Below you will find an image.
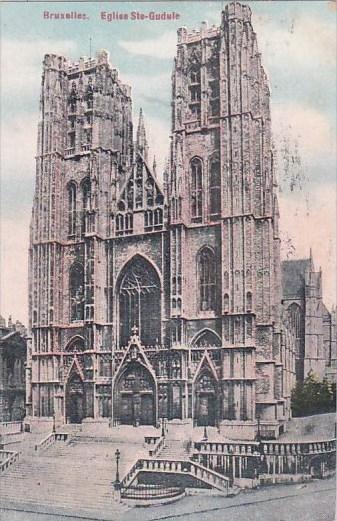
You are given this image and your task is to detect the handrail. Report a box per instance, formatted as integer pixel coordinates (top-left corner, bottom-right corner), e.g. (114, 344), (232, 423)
(0, 421), (23, 435)
(121, 457), (230, 492)
(35, 432), (69, 453)
(0, 450), (20, 473)
(149, 436), (165, 457)
(194, 438), (336, 457)
(121, 485), (184, 500)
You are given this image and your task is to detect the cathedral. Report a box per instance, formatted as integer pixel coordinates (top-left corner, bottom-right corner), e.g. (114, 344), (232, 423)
(27, 2), (328, 440)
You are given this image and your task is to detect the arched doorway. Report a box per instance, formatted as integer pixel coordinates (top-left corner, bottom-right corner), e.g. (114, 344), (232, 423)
(194, 371), (218, 426)
(114, 362), (156, 426)
(117, 256), (161, 347)
(66, 372), (84, 424)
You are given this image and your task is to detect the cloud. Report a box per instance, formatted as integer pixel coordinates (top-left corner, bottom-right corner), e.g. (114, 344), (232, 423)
(123, 72), (171, 107)
(118, 31), (177, 59)
(145, 115), (170, 178)
(1, 38), (78, 103)
(255, 12), (336, 73)
(1, 112), (38, 175)
(279, 183), (336, 308)
(272, 103), (336, 158)
(0, 216), (30, 324)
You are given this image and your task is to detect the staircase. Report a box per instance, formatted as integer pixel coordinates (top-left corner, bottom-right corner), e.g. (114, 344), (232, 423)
(159, 439), (191, 460)
(0, 437), (131, 520)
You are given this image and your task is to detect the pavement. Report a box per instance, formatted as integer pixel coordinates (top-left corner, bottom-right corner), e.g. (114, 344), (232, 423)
(120, 477), (336, 521)
(0, 477), (335, 521)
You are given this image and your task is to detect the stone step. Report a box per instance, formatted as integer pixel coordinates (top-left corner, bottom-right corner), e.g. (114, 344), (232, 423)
(0, 440), (131, 519)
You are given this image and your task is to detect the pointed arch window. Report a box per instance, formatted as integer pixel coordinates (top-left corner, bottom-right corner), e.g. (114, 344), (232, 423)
(198, 247), (216, 311)
(209, 157), (221, 218)
(287, 303), (304, 358)
(81, 178), (91, 234)
(189, 67), (201, 119)
(118, 256), (161, 347)
(191, 158), (203, 221)
(65, 336), (85, 352)
(193, 330), (221, 348)
(69, 262), (84, 322)
(68, 182), (77, 236)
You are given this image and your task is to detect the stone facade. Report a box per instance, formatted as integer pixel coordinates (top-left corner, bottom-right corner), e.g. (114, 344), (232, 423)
(282, 254), (337, 382)
(0, 316), (27, 421)
(27, 2), (299, 439)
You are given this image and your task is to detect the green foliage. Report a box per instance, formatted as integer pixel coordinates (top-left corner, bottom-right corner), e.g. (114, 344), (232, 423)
(291, 371), (336, 417)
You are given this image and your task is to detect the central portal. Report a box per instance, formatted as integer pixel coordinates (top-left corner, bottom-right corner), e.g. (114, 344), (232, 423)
(114, 362), (156, 426)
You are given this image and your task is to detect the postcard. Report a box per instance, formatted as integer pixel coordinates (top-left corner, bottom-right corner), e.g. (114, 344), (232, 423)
(0, 1), (336, 520)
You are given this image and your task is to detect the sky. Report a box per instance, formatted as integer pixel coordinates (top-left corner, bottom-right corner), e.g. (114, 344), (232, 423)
(0, 0), (336, 324)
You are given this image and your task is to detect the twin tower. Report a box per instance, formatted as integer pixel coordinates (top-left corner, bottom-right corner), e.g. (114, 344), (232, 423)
(27, 3), (295, 439)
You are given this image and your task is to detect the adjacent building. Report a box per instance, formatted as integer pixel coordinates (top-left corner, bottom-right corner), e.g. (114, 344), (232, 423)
(282, 254), (337, 383)
(0, 316), (27, 422)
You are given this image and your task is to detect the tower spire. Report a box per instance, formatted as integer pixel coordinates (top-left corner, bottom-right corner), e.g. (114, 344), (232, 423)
(152, 155), (157, 177)
(136, 108), (149, 162)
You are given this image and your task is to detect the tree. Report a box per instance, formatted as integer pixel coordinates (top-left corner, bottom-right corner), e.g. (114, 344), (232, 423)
(291, 371), (336, 417)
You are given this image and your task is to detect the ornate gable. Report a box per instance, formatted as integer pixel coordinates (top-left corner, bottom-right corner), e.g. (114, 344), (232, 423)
(113, 327), (157, 383)
(114, 110), (165, 236)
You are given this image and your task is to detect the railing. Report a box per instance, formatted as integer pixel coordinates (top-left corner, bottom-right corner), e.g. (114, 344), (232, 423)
(194, 439), (336, 457)
(121, 458), (230, 493)
(145, 436), (160, 445)
(149, 436), (165, 457)
(0, 421), (23, 436)
(35, 432), (68, 453)
(121, 484), (184, 500)
(260, 439), (336, 456)
(194, 441), (259, 456)
(0, 450), (20, 474)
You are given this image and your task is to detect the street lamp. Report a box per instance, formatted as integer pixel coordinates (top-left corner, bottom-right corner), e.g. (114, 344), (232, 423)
(161, 417), (165, 438)
(52, 412), (56, 434)
(202, 420), (208, 441)
(115, 448), (121, 485)
(256, 414), (261, 443)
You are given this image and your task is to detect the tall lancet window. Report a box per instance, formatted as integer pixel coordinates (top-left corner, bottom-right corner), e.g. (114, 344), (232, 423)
(198, 247), (216, 311)
(68, 182), (77, 236)
(81, 178), (91, 234)
(118, 256), (161, 347)
(189, 67), (201, 119)
(209, 157), (221, 219)
(191, 157), (203, 221)
(69, 262), (84, 322)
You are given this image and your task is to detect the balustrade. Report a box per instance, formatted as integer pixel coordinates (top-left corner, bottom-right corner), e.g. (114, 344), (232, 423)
(0, 450), (20, 473)
(0, 421), (23, 435)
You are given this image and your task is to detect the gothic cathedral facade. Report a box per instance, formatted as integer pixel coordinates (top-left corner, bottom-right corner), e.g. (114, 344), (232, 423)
(27, 2), (296, 440)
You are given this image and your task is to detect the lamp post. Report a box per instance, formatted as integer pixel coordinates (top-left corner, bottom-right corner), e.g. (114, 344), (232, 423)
(254, 414), (262, 483)
(161, 417), (165, 438)
(115, 448), (121, 485)
(202, 420), (208, 441)
(256, 414), (261, 443)
(52, 412), (56, 434)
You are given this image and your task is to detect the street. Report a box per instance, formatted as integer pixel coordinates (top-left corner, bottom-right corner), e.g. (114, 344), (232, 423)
(1, 477), (335, 521)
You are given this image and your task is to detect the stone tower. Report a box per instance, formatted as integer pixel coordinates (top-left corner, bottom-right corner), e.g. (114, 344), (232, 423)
(27, 50), (133, 422)
(169, 2), (290, 437)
